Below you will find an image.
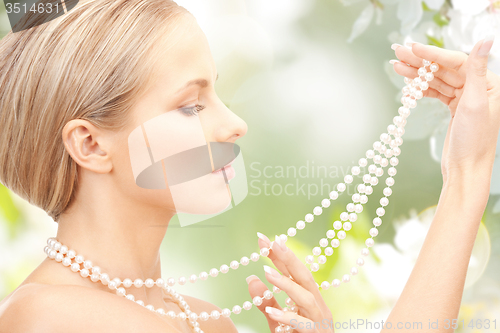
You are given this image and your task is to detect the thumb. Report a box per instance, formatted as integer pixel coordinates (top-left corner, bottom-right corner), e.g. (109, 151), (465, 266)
(464, 35), (494, 95)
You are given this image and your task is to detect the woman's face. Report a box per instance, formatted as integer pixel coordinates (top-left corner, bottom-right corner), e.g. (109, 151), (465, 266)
(112, 12), (247, 216)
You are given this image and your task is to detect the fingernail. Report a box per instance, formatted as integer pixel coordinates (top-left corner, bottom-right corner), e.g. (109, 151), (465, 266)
(391, 43), (402, 50)
(405, 42), (416, 48)
(257, 232), (271, 246)
(265, 306), (284, 317)
(263, 265), (282, 279)
(246, 275), (259, 284)
(389, 59), (400, 65)
(273, 235), (288, 253)
(478, 35), (495, 57)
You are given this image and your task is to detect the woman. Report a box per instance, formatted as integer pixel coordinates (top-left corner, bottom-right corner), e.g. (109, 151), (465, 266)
(0, 0), (498, 332)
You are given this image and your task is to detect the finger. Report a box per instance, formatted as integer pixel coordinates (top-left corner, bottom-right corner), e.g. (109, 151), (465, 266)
(410, 42), (468, 71)
(247, 275), (283, 332)
(392, 63), (457, 97)
(423, 87), (453, 106)
(257, 233), (291, 278)
(263, 264), (324, 321)
(394, 44), (424, 68)
(265, 306), (327, 333)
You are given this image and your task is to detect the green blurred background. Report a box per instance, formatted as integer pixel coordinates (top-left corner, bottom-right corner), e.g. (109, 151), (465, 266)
(1, 1), (499, 332)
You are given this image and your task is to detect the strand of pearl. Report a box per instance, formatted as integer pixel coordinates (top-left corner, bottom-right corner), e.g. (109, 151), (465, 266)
(44, 60), (438, 330)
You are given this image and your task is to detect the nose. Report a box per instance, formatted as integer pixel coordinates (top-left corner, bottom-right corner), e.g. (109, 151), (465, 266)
(212, 102), (248, 143)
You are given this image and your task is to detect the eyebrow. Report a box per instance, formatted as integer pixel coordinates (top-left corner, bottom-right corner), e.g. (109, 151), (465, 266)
(176, 73), (219, 94)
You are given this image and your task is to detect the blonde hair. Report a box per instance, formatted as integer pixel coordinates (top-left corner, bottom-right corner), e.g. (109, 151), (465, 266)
(0, 0), (187, 221)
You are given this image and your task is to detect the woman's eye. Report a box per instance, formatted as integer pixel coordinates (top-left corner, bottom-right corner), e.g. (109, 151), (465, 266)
(179, 104), (206, 116)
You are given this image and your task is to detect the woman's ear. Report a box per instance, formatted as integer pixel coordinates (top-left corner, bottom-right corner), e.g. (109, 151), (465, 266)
(62, 119), (113, 174)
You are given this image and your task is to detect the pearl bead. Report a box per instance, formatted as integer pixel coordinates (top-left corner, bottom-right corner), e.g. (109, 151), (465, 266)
(351, 267), (358, 275)
(250, 253), (260, 262)
(136, 300), (144, 307)
(358, 158), (367, 167)
(200, 311), (210, 320)
(75, 255), (84, 264)
(199, 272), (209, 280)
(375, 168), (384, 177)
(80, 268), (89, 278)
(425, 71), (434, 81)
(305, 213), (314, 223)
(360, 195), (368, 204)
(70, 263), (80, 272)
(90, 273), (100, 282)
(91, 266), (101, 274)
(393, 147), (401, 156)
(220, 264), (229, 274)
(112, 278), (121, 287)
(326, 230), (335, 239)
(133, 279), (143, 288)
(357, 258), (365, 266)
(100, 273), (110, 285)
(352, 193), (360, 203)
(209, 268), (219, 277)
(370, 177), (378, 186)
(145, 278), (155, 288)
(415, 90), (423, 99)
(420, 81), (429, 90)
(287, 227), (297, 237)
(273, 285), (281, 293)
(417, 67), (427, 76)
(337, 231), (346, 240)
(306, 255), (314, 264)
(321, 199), (331, 208)
(333, 221), (342, 230)
(211, 309), (221, 319)
(55, 253), (63, 262)
(340, 212), (348, 221)
(354, 205), (362, 215)
(319, 238), (328, 247)
(116, 287), (126, 297)
(156, 278), (165, 287)
(252, 295), (263, 306)
(318, 255), (327, 264)
(53, 242), (62, 251)
(366, 149), (375, 159)
(325, 247), (334, 256)
(59, 245), (68, 255)
(386, 177), (395, 187)
(373, 154), (382, 164)
(332, 279), (341, 287)
(331, 239), (340, 248)
(310, 263), (319, 272)
(361, 248), (370, 256)
(126, 294), (135, 301)
(343, 222), (352, 231)
(178, 312), (187, 320)
(373, 217), (382, 226)
(365, 185), (373, 195)
(376, 207), (385, 216)
(423, 59), (431, 66)
(62, 257), (72, 267)
(242, 302), (252, 311)
(351, 165), (361, 175)
(365, 238), (375, 247)
(357, 184), (366, 193)
(342, 274), (351, 283)
(82, 261), (92, 270)
(263, 290), (273, 300)
(380, 197), (389, 206)
(313, 206), (323, 216)
(321, 281), (330, 290)
(276, 326), (284, 333)
(329, 190), (339, 200)
(48, 250), (57, 259)
(430, 63), (439, 72)
(337, 183), (346, 192)
(188, 312), (198, 322)
(346, 203), (354, 212)
(344, 175), (353, 184)
(222, 308), (231, 317)
(312, 247), (321, 256)
(380, 158), (388, 167)
(240, 256), (250, 266)
(145, 305), (155, 311)
(370, 228), (379, 237)
(296, 220), (306, 230)
(260, 248), (269, 257)
(362, 174), (371, 183)
(167, 311), (176, 319)
(108, 281), (117, 290)
(230, 260), (239, 270)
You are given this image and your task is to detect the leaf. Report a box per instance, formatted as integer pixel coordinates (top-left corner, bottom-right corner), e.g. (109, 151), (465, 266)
(433, 12), (450, 27)
(427, 34), (444, 47)
(347, 4), (375, 43)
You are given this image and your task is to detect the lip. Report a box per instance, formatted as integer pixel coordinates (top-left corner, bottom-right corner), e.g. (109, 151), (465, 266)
(212, 159), (236, 181)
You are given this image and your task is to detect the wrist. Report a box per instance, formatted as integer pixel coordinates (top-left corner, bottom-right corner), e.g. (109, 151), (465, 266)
(443, 164), (492, 204)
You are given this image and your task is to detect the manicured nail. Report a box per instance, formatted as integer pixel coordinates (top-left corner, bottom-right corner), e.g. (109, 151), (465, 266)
(265, 306), (284, 317)
(257, 232), (271, 245)
(389, 59), (400, 65)
(405, 41), (416, 48)
(246, 275), (259, 284)
(478, 35), (495, 57)
(273, 235), (288, 253)
(391, 43), (402, 50)
(263, 265), (282, 279)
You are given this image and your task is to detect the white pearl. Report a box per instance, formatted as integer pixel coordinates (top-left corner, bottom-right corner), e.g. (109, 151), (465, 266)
(360, 195), (368, 204)
(116, 287), (126, 297)
(362, 174), (370, 183)
(380, 158), (388, 167)
(373, 154), (382, 164)
(80, 268), (89, 278)
(318, 255), (327, 264)
(351, 166), (361, 175)
(310, 263), (319, 272)
(250, 253), (260, 262)
(178, 312), (186, 320)
(134, 279), (143, 288)
(319, 238), (328, 247)
(386, 177), (395, 187)
(373, 217), (382, 226)
(54, 242), (62, 251)
(425, 72), (434, 81)
(156, 278), (165, 287)
(365, 238), (375, 247)
(393, 116), (403, 127)
(365, 185), (373, 195)
(260, 248), (269, 257)
(219, 264), (229, 274)
(145, 278), (155, 288)
(312, 247), (321, 256)
(358, 158), (368, 167)
(340, 212), (348, 221)
(357, 258), (365, 266)
(349, 213), (358, 223)
(326, 230), (335, 239)
(136, 300), (145, 307)
(48, 250), (57, 259)
(342, 274), (351, 283)
(333, 221), (342, 230)
(337, 183), (346, 192)
(221, 308), (232, 317)
(393, 147), (401, 156)
(388, 167), (397, 177)
(361, 248), (370, 256)
(55, 253), (63, 262)
(331, 239), (340, 248)
(167, 311), (176, 319)
(120, 278), (131, 288)
(370, 228), (379, 237)
(390, 157), (399, 166)
(230, 260), (239, 270)
(305, 255), (314, 265)
(346, 203), (354, 212)
(380, 197), (389, 206)
(313, 206), (323, 215)
(209, 268), (219, 277)
(321, 199), (331, 208)
(252, 296), (262, 306)
(404, 77), (412, 85)
(126, 294), (135, 301)
(70, 263), (80, 272)
(357, 184), (366, 193)
(189, 313), (198, 322)
(430, 63), (439, 72)
(200, 311), (210, 320)
(380, 133), (389, 143)
(91, 266), (101, 274)
(332, 279), (341, 287)
(108, 281), (117, 290)
(370, 177), (378, 186)
(423, 59), (431, 66)
(343, 222), (352, 231)
(156, 308), (165, 315)
(62, 257), (72, 267)
(273, 285), (281, 294)
(321, 281), (330, 290)
(75, 255), (84, 264)
(305, 213), (314, 223)
(242, 302), (252, 311)
(199, 272), (209, 280)
(287, 227), (297, 237)
(375, 167), (384, 177)
(59, 245), (68, 255)
(376, 207), (385, 216)
(112, 278), (121, 287)
(366, 149), (375, 159)
(212, 310), (222, 319)
(337, 231), (346, 239)
(352, 193), (360, 203)
(344, 175), (353, 184)
(329, 190), (339, 200)
(263, 290), (273, 300)
(240, 256), (250, 266)
(417, 67), (427, 76)
(296, 220), (306, 230)
(145, 305), (154, 311)
(420, 81), (429, 90)
(351, 267), (359, 275)
(415, 90), (423, 99)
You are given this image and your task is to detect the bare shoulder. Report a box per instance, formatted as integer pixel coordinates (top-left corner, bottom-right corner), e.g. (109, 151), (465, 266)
(181, 294), (239, 333)
(0, 283), (180, 333)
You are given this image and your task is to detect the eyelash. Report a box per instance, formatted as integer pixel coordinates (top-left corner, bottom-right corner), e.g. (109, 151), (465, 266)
(179, 104), (206, 116)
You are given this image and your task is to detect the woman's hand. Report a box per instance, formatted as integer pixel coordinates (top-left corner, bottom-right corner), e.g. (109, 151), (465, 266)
(246, 233), (334, 333)
(390, 38), (500, 185)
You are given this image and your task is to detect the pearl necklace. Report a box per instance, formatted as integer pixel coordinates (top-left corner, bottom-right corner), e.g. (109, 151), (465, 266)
(44, 59), (439, 333)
